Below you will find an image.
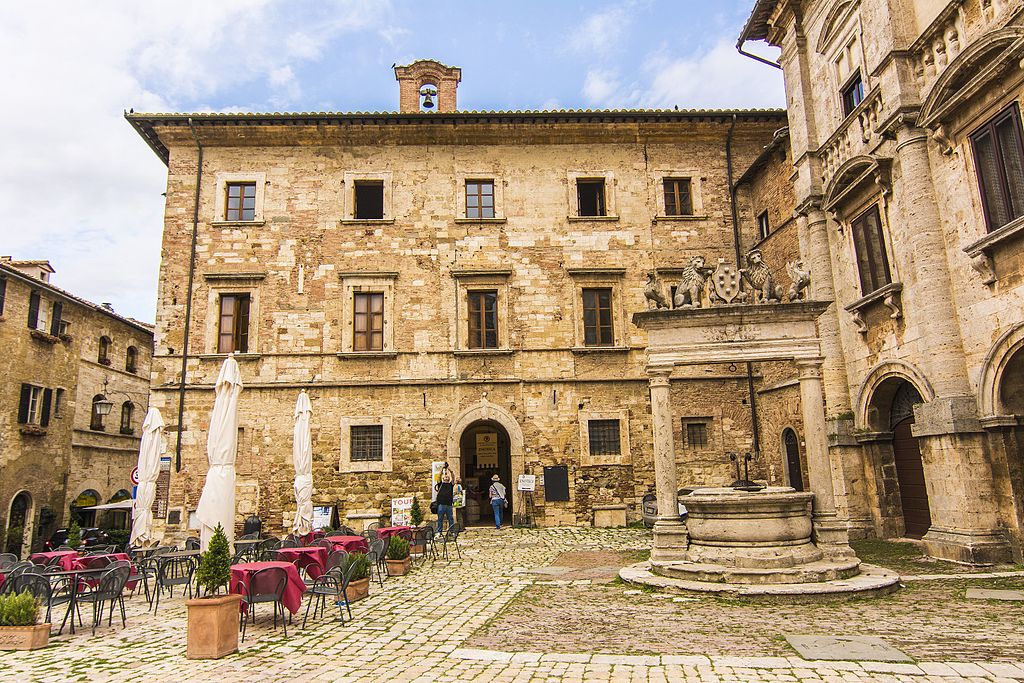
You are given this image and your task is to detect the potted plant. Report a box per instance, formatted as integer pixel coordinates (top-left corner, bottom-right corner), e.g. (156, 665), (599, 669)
(409, 497), (425, 555)
(186, 524), (241, 659)
(0, 591), (49, 651)
(66, 522), (82, 551)
(342, 552), (371, 602)
(385, 536), (411, 576)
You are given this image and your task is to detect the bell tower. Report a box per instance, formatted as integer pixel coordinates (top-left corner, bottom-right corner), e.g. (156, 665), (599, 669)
(394, 60), (462, 113)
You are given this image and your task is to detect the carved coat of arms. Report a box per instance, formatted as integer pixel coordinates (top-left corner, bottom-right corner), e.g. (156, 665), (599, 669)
(710, 258), (741, 304)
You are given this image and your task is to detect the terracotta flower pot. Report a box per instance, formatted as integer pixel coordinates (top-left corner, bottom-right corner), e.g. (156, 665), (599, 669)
(410, 543), (425, 556)
(0, 624), (50, 651)
(344, 577), (371, 602)
(385, 556), (411, 576)
(186, 593), (241, 659)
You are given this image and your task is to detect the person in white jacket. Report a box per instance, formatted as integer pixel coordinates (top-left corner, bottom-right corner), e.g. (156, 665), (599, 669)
(488, 474), (508, 530)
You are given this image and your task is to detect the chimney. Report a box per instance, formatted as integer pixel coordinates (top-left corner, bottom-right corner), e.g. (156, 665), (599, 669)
(394, 60), (462, 113)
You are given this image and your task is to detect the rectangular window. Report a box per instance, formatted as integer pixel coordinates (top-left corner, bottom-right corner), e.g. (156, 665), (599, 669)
(17, 384), (44, 425)
(350, 425), (384, 461)
(582, 288), (614, 346)
(353, 292), (384, 352)
(27, 290), (40, 329)
(53, 388), (64, 418)
(850, 205), (892, 296)
(841, 71), (865, 117)
(757, 211), (771, 240)
(466, 180), (495, 219)
(971, 104), (1024, 232)
(685, 421), (709, 449)
(225, 182), (257, 221)
(467, 290), (498, 349)
(663, 178), (693, 216)
(217, 294), (251, 354)
(0, 277), (6, 316)
(354, 181), (385, 220)
(587, 419), (621, 456)
(577, 179), (606, 217)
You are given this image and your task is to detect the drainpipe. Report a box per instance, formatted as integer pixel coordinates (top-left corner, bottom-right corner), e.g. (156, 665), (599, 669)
(737, 39), (783, 70)
(175, 119), (203, 472)
(725, 114), (763, 459)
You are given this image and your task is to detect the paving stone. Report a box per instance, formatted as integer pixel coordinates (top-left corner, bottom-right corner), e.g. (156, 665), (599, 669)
(785, 636), (913, 663)
(965, 589), (1024, 601)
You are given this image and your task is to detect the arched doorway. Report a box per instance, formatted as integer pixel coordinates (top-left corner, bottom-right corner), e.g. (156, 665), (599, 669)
(889, 382), (930, 538)
(106, 489), (132, 530)
(459, 420), (512, 527)
(70, 489), (100, 527)
(783, 429), (804, 491)
(6, 492), (32, 556)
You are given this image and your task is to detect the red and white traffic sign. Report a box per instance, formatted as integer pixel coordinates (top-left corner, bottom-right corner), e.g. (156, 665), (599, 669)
(130, 467), (140, 485)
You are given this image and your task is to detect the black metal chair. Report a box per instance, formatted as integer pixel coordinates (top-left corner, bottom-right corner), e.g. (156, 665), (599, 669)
(366, 539), (386, 588)
(278, 538), (300, 549)
(185, 537), (201, 550)
(337, 526), (356, 536)
(302, 567), (345, 628)
(240, 566), (288, 641)
(239, 532), (259, 540)
(439, 524), (464, 561)
(152, 556), (195, 614)
(0, 553), (18, 570)
(325, 550), (349, 572)
(412, 526), (436, 565)
(9, 573), (70, 628)
(76, 565), (131, 634)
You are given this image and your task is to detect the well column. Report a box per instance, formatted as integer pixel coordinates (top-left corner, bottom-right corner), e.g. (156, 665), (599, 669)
(649, 366), (688, 561)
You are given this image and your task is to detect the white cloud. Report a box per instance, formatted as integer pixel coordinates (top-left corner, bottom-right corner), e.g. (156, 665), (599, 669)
(582, 69), (622, 105)
(568, 5), (631, 56)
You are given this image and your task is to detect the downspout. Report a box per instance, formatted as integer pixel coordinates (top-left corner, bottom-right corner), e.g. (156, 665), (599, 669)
(725, 114), (763, 459)
(737, 39), (783, 70)
(175, 119), (203, 472)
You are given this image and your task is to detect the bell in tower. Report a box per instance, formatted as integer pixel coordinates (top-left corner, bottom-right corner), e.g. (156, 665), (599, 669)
(394, 60), (462, 113)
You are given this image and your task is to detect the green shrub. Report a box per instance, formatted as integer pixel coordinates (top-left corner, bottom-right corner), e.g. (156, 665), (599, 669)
(196, 524), (231, 596)
(0, 591), (40, 626)
(105, 529), (130, 550)
(66, 522), (82, 550)
(319, 526), (336, 536)
(386, 535), (410, 561)
(342, 552), (370, 581)
(410, 496), (424, 527)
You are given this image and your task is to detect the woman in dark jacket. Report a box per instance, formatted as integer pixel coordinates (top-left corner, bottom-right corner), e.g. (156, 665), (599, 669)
(435, 469), (455, 534)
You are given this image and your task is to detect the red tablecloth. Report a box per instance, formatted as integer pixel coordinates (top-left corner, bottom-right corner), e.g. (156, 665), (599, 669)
(72, 553), (139, 588)
(376, 526), (412, 540)
(274, 546), (328, 580)
(29, 550), (80, 569)
(326, 535), (369, 553)
(230, 561), (306, 614)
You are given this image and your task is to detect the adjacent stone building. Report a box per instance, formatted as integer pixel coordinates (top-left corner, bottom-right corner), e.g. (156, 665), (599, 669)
(0, 258), (152, 556)
(739, 0), (1024, 562)
(127, 60), (789, 537)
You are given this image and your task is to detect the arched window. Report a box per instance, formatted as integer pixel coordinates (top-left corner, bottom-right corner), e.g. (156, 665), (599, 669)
(98, 336), (112, 365)
(119, 401), (134, 435)
(90, 394), (106, 431)
(6, 491), (31, 555)
(70, 489), (99, 527)
(126, 346), (138, 373)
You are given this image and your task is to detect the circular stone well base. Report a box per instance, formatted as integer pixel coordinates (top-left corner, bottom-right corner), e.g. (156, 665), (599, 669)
(619, 562), (900, 601)
(651, 557), (861, 584)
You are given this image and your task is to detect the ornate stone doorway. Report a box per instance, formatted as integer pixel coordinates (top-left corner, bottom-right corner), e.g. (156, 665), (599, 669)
(783, 429), (804, 491)
(459, 420), (512, 526)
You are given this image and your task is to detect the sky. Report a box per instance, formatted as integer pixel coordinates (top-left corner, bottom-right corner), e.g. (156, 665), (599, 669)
(0, 1), (784, 323)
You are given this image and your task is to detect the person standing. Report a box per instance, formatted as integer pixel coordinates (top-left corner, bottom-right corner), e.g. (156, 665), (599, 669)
(488, 474), (508, 530)
(452, 477), (466, 529)
(435, 469), (455, 535)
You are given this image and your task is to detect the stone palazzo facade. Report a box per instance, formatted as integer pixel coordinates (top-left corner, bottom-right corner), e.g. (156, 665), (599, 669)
(128, 61), (790, 538)
(739, 0), (1024, 562)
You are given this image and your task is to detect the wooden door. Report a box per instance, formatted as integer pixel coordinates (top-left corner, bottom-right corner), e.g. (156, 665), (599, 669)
(892, 418), (931, 538)
(784, 429), (804, 491)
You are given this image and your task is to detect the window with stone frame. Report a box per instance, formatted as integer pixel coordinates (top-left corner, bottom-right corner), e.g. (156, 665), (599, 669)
(587, 419), (621, 456)
(350, 424), (384, 461)
(971, 103), (1024, 232)
(225, 182), (257, 221)
(757, 210), (771, 240)
(120, 401), (134, 435)
(17, 384), (50, 427)
(126, 346), (138, 373)
(53, 388), (64, 418)
(353, 292), (384, 352)
(217, 293), (251, 354)
(465, 180), (495, 219)
(663, 178), (693, 216)
(840, 70), (865, 117)
(850, 204), (892, 296)
(90, 394), (106, 431)
(354, 181), (385, 220)
(577, 179), (607, 217)
(467, 290), (498, 349)
(683, 420), (710, 449)
(582, 287), (614, 346)
(98, 335), (112, 365)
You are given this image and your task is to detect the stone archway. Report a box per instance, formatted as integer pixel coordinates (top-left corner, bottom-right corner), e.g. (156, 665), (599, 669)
(855, 359), (935, 432)
(6, 491), (33, 558)
(447, 400), (524, 522)
(979, 322), (1024, 423)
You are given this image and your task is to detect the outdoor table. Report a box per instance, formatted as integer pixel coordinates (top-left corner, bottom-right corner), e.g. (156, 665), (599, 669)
(29, 550), (80, 569)
(73, 553), (140, 589)
(229, 561), (306, 614)
(234, 539), (263, 549)
(44, 566), (114, 635)
(274, 546), (328, 579)
(376, 525), (413, 541)
(325, 535), (369, 553)
(158, 549), (202, 560)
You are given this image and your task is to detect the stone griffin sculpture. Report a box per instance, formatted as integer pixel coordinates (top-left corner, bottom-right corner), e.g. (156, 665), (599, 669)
(644, 272), (670, 310)
(740, 249), (783, 304)
(673, 256), (714, 308)
(786, 259), (811, 302)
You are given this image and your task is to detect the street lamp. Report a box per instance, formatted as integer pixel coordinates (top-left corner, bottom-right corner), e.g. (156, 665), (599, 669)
(93, 377), (147, 415)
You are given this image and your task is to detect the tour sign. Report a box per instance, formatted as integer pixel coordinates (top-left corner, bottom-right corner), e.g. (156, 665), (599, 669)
(130, 467), (140, 485)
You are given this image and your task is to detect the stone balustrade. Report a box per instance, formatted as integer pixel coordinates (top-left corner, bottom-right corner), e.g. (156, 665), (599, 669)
(818, 88), (884, 185)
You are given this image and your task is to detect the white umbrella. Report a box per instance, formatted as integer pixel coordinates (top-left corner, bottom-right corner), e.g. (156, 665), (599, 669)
(292, 390), (314, 536)
(130, 407), (164, 546)
(195, 355), (243, 551)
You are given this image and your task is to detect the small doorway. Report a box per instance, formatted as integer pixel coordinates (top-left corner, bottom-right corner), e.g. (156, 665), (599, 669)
(783, 429), (804, 491)
(459, 420), (512, 526)
(70, 490), (100, 528)
(890, 382), (931, 538)
(6, 492), (31, 557)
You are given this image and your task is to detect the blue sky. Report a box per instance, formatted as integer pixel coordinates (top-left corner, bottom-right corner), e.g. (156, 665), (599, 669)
(0, 1), (783, 322)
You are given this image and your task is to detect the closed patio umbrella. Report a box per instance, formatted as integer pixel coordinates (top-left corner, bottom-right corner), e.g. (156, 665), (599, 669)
(292, 390), (314, 536)
(195, 354), (243, 551)
(130, 407), (164, 546)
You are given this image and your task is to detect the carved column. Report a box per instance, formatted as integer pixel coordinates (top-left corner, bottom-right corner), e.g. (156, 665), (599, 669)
(649, 366), (688, 562)
(796, 357), (853, 557)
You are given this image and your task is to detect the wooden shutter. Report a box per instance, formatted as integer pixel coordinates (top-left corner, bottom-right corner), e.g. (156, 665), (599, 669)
(0, 277), (6, 316)
(237, 295), (250, 353)
(18, 384), (31, 423)
(40, 388), (52, 427)
(27, 291), (40, 329)
(50, 301), (63, 335)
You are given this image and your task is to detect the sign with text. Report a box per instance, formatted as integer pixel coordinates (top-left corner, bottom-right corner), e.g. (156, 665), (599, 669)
(476, 432), (499, 467)
(391, 496), (414, 527)
(431, 461), (448, 501)
(517, 474), (536, 492)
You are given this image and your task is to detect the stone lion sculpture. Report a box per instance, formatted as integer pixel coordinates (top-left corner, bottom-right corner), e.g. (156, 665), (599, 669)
(741, 249), (783, 303)
(673, 256), (713, 308)
(644, 272), (670, 310)
(786, 259), (811, 302)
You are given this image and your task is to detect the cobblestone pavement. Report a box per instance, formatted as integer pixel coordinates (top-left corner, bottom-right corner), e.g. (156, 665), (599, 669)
(1, 527), (1023, 683)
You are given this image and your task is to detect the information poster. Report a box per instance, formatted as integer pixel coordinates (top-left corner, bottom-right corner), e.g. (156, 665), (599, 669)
(431, 461), (448, 501)
(391, 496), (414, 527)
(312, 506), (334, 531)
(517, 474), (536, 492)
(476, 432), (499, 467)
